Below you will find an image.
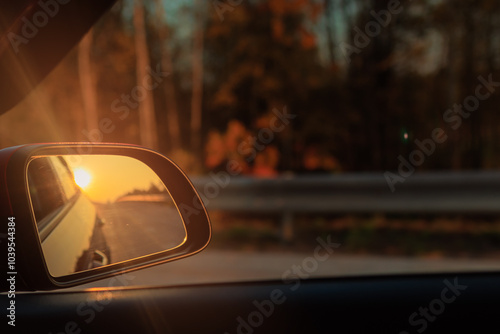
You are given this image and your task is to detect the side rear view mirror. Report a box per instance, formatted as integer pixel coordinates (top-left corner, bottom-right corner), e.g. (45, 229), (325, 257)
(0, 143), (211, 291)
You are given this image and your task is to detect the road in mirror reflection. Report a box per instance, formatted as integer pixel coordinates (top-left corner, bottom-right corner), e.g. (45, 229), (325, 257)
(27, 155), (186, 277)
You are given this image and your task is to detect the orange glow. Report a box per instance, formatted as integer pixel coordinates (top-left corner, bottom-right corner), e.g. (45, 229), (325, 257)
(68, 155), (165, 203)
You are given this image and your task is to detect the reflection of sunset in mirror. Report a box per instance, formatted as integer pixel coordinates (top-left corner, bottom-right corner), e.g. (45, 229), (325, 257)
(73, 168), (92, 189)
(68, 155), (165, 203)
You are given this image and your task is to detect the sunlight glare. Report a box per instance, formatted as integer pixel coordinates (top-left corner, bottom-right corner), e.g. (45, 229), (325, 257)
(74, 168), (92, 189)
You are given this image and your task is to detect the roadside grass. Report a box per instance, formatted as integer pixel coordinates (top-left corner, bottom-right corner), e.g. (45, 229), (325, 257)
(208, 211), (500, 258)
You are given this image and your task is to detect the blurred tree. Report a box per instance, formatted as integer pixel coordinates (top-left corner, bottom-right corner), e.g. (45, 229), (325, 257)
(154, 0), (181, 152)
(91, 1), (139, 144)
(396, 0), (500, 170)
(204, 120), (251, 174)
(204, 0), (339, 172)
(133, 0), (158, 150)
(323, 0), (336, 64)
(191, 0), (206, 155)
(343, 0), (396, 170)
(7, 0), (500, 173)
(78, 29), (99, 135)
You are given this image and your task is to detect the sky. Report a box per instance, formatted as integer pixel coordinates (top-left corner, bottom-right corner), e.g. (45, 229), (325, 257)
(67, 154), (166, 203)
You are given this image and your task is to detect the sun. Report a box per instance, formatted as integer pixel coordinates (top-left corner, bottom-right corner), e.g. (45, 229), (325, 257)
(73, 168), (92, 189)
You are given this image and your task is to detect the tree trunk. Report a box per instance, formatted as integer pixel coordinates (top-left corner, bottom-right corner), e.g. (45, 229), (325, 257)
(154, 0), (181, 152)
(78, 30), (99, 137)
(444, 20), (461, 170)
(191, 0), (205, 154)
(461, 2), (479, 169)
(134, 0), (158, 150)
(324, 0), (336, 64)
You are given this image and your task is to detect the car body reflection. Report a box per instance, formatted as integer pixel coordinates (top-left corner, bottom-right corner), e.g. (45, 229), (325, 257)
(28, 156), (110, 277)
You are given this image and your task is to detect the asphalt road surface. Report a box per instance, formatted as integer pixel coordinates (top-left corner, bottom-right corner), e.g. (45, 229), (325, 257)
(69, 249), (500, 290)
(95, 201), (185, 264)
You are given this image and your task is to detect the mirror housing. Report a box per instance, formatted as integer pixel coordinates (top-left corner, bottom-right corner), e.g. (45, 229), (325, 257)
(0, 143), (211, 291)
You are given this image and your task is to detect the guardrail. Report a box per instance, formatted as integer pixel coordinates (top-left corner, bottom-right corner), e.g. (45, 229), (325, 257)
(190, 172), (500, 241)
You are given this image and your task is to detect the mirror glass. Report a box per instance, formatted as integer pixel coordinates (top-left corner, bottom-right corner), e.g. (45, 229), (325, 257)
(27, 155), (186, 277)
